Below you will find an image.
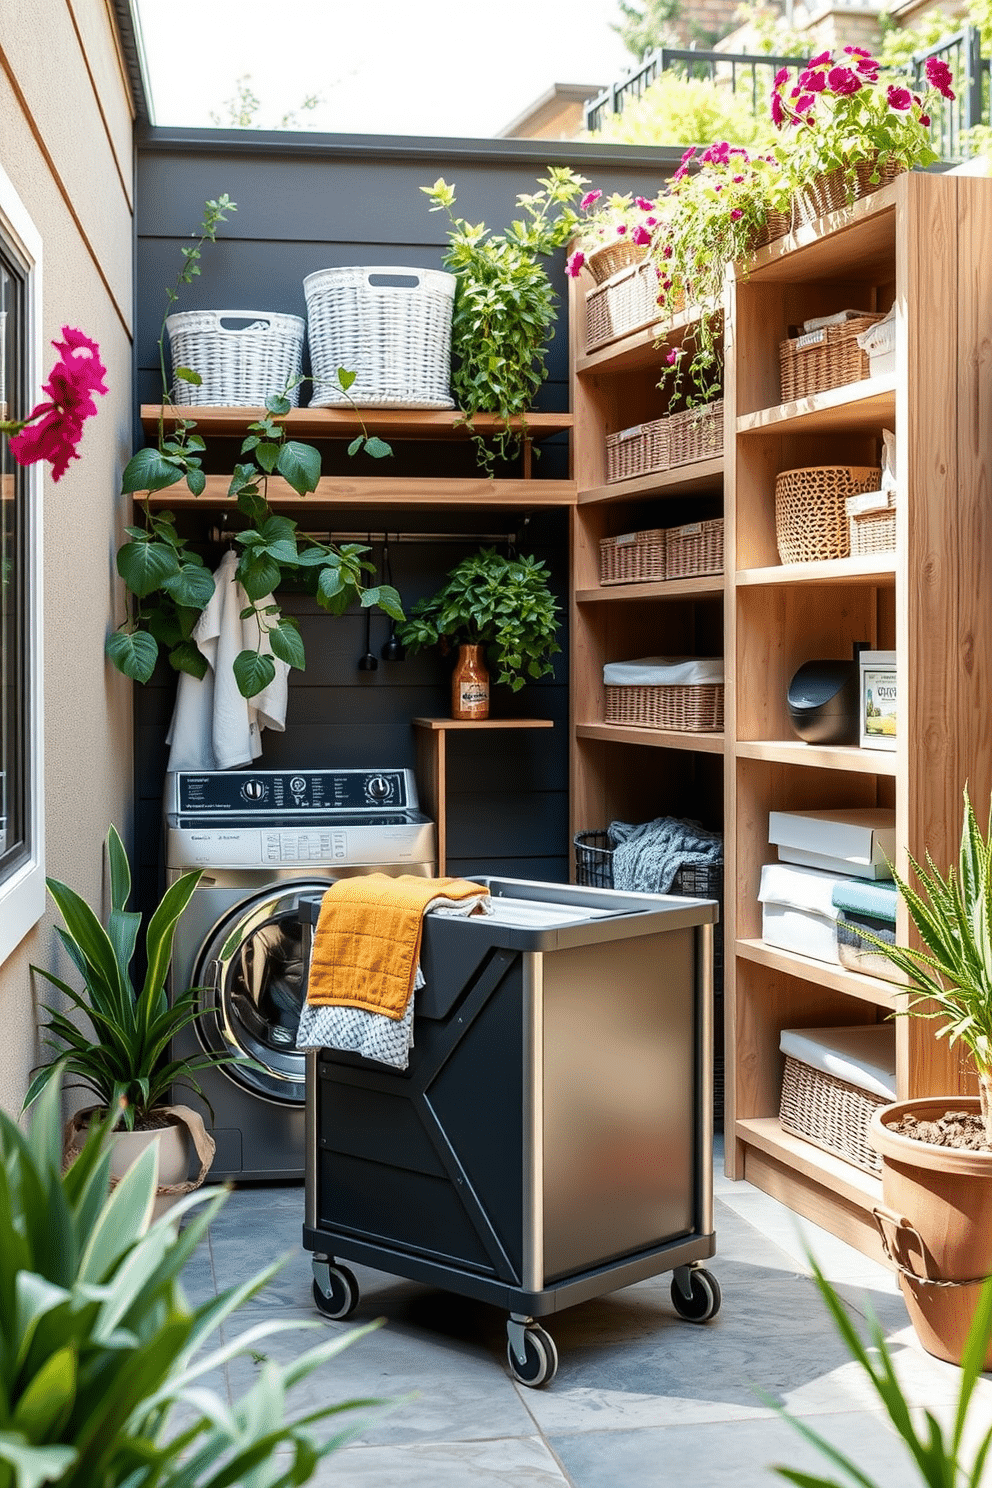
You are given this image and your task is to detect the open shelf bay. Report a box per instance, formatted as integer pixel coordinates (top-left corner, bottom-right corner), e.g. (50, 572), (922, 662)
(736, 937), (900, 1009)
(576, 721), (724, 753)
(736, 739), (897, 774)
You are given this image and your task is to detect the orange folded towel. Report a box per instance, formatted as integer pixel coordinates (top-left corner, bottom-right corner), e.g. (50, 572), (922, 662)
(306, 873), (489, 1019)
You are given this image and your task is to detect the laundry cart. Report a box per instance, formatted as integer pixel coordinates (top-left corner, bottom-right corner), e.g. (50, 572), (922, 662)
(300, 876), (720, 1386)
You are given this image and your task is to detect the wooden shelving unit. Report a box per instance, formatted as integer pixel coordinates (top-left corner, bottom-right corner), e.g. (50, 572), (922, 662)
(568, 170), (992, 1259)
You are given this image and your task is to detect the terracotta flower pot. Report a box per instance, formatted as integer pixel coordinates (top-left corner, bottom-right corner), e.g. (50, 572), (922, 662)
(65, 1104), (216, 1222)
(869, 1096), (992, 1369)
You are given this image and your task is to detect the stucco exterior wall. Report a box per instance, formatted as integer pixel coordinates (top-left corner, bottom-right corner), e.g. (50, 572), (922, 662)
(0, 0), (134, 1115)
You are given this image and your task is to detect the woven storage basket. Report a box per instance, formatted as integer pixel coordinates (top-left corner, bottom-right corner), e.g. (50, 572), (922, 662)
(775, 464), (881, 564)
(585, 239), (648, 285)
(668, 400), (724, 467)
(585, 259), (661, 352)
(599, 528), (667, 585)
(798, 156), (904, 226)
(604, 683), (724, 731)
(165, 310), (305, 408)
(779, 313), (884, 401)
(665, 517), (724, 580)
(304, 266), (455, 409)
(779, 1055), (887, 1175)
(605, 417), (670, 484)
(847, 486), (897, 557)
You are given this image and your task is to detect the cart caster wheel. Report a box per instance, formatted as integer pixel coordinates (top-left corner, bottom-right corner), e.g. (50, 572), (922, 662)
(312, 1265), (359, 1321)
(506, 1324), (558, 1388)
(670, 1267), (722, 1323)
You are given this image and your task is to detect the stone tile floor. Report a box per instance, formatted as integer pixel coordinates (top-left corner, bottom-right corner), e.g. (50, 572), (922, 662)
(180, 1138), (992, 1486)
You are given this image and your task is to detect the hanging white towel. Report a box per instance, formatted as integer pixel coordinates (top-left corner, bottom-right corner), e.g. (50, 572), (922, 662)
(165, 548), (289, 772)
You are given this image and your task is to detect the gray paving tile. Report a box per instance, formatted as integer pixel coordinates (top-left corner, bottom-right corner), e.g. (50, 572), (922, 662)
(302, 1437), (572, 1486)
(550, 1408), (933, 1488)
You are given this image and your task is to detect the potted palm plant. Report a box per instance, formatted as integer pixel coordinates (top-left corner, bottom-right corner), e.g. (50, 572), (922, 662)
(861, 789), (992, 1368)
(26, 825), (230, 1215)
(395, 547), (561, 720)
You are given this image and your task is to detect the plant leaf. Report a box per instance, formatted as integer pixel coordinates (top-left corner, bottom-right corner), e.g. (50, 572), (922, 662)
(275, 440), (321, 495)
(122, 447), (185, 495)
(105, 630), (158, 684)
(233, 650), (276, 699)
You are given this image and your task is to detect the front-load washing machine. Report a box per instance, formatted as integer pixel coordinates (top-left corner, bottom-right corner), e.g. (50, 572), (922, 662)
(166, 767), (436, 1181)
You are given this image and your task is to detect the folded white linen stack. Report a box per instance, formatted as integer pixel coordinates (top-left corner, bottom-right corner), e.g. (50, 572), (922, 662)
(165, 548), (289, 772)
(295, 893), (493, 1070)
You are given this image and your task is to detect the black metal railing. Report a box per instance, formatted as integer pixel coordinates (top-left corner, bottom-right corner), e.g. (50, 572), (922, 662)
(585, 31), (992, 158)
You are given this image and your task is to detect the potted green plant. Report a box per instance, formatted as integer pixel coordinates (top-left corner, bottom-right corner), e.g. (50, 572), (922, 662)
(25, 826), (232, 1215)
(422, 168), (586, 475)
(858, 789), (992, 1368)
(5, 1076), (383, 1487)
(396, 548), (561, 720)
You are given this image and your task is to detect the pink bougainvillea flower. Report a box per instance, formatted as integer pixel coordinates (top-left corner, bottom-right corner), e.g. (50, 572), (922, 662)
(771, 90), (786, 127)
(680, 146), (696, 164)
(579, 190), (602, 211)
(566, 249), (585, 277)
(887, 84), (912, 110)
(926, 56), (955, 99)
(7, 326), (107, 482)
(827, 65), (861, 95)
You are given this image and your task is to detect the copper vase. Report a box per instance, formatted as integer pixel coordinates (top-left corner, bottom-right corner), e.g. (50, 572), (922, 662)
(451, 643), (489, 720)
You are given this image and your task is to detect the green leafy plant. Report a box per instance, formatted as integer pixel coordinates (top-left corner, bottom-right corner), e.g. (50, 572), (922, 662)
(107, 199), (401, 700)
(772, 1257), (992, 1488)
(855, 787), (992, 1146)
(422, 169), (586, 475)
(25, 825), (233, 1130)
(587, 68), (778, 148)
(396, 547), (561, 692)
(2, 1075), (385, 1488)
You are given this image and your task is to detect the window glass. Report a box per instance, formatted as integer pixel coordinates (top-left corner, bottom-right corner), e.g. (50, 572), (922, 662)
(0, 255), (27, 876)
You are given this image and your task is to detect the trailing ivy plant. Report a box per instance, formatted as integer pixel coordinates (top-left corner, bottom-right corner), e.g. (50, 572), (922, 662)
(107, 200), (400, 700)
(422, 169), (587, 476)
(396, 547), (561, 692)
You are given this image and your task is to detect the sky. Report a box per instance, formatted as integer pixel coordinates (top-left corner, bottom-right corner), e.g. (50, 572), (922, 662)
(135, 0), (633, 138)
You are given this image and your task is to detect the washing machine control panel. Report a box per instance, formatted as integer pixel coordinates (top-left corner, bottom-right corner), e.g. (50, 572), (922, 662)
(175, 769), (411, 814)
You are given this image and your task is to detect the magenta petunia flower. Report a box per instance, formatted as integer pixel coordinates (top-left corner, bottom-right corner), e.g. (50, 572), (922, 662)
(579, 190), (602, 211)
(680, 146), (696, 164)
(565, 249), (585, 277)
(662, 243), (673, 259)
(774, 67), (790, 88)
(645, 216), (657, 226)
(771, 90), (786, 127)
(795, 93), (815, 114)
(631, 223), (651, 245)
(809, 50), (832, 67)
(827, 65), (861, 95)
(615, 222), (627, 235)
(733, 174), (745, 183)
(730, 208), (743, 220)
(926, 56), (955, 99)
(920, 112), (932, 126)
(665, 348), (682, 365)
(634, 196), (654, 211)
(7, 326), (108, 482)
(844, 45), (873, 57)
(887, 84), (912, 110)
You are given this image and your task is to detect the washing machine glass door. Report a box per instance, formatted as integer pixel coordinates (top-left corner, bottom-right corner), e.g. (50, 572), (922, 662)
(194, 881), (327, 1105)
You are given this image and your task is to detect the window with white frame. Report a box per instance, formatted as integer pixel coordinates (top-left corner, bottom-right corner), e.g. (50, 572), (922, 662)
(0, 169), (44, 964)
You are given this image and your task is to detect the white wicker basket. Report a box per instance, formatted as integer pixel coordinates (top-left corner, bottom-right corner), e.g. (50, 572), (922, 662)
(165, 310), (305, 407)
(304, 266), (456, 409)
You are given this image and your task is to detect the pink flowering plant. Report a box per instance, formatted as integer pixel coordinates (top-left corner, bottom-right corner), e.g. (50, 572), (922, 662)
(566, 189), (663, 277)
(0, 327), (107, 481)
(771, 46), (950, 199)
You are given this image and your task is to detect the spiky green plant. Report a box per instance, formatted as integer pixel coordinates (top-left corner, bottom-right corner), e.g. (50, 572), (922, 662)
(2, 1076), (384, 1488)
(25, 826), (234, 1129)
(858, 788), (992, 1144)
(771, 1258), (992, 1488)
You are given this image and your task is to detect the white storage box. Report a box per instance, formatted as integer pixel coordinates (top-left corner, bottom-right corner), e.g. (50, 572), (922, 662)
(859, 649), (897, 751)
(304, 265), (456, 409)
(768, 807), (895, 880)
(758, 862), (857, 964)
(779, 1024), (897, 1174)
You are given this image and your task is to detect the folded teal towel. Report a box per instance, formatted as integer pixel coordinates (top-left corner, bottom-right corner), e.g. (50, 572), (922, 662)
(831, 878), (898, 922)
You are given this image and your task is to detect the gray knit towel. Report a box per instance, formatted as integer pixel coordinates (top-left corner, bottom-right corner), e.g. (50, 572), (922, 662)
(608, 817), (723, 895)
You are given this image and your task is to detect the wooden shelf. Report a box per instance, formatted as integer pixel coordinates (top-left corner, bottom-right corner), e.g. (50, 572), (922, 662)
(735, 1117), (883, 1208)
(737, 376), (896, 436)
(736, 739), (897, 775)
(578, 457), (723, 506)
(575, 302), (712, 377)
(577, 575), (724, 604)
(146, 474), (576, 510)
(141, 405), (572, 442)
(576, 721), (724, 754)
(736, 937), (899, 1009)
(736, 554), (896, 588)
(744, 180), (898, 283)
(413, 717), (554, 874)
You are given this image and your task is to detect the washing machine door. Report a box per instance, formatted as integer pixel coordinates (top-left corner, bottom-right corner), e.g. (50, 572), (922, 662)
(193, 881), (327, 1105)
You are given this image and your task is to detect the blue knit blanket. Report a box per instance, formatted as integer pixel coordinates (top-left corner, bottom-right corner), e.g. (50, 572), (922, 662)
(608, 816), (723, 895)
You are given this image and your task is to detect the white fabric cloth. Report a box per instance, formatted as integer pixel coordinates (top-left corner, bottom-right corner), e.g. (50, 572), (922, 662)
(603, 655), (724, 687)
(165, 549), (289, 772)
(295, 894), (493, 1070)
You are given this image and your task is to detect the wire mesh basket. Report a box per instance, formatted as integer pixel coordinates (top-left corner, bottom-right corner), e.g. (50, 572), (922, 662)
(165, 310), (305, 407)
(304, 265), (455, 408)
(775, 464), (882, 564)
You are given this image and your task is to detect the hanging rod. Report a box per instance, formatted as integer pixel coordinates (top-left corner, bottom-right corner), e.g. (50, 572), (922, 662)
(207, 527), (520, 546)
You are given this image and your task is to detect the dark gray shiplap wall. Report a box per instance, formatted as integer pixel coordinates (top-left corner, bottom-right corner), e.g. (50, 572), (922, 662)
(133, 129), (683, 906)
